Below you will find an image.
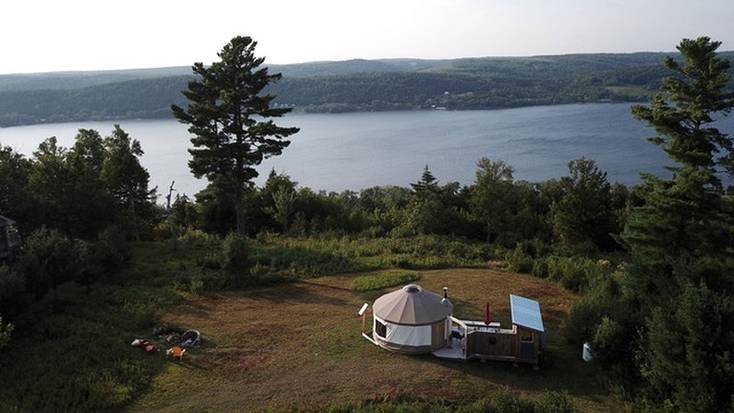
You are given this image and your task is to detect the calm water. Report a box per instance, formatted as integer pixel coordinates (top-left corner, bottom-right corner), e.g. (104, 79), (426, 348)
(2, 103), (732, 196)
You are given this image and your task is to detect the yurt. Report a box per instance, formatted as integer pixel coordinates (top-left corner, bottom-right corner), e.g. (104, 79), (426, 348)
(371, 284), (453, 354)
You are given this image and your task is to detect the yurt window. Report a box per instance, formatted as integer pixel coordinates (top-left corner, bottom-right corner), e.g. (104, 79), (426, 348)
(375, 319), (387, 338)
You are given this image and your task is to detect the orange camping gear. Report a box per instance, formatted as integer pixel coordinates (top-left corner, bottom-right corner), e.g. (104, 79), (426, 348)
(170, 346), (185, 359)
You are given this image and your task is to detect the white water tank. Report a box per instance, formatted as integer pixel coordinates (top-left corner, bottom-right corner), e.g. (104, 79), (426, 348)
(582, 342), (593, 362)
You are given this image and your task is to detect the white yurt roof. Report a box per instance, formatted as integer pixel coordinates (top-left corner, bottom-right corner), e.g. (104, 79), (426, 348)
(373, 284), (453, 325)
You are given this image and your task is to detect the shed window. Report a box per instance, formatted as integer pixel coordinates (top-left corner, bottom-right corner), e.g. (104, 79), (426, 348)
(521, 333), (534, 343)
(375, 319), (387, 338)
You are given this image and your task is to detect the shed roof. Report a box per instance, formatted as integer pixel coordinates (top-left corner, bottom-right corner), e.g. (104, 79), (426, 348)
(0, 215), (15, 226)
(373, 284), (453, 325)
(510, 294), (544, 332)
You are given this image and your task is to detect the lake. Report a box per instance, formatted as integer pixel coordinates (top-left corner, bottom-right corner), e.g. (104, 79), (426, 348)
(1, 103), (732, 197)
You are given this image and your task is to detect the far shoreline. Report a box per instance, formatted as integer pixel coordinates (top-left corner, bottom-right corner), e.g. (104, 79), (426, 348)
(0, 100), (646, 129)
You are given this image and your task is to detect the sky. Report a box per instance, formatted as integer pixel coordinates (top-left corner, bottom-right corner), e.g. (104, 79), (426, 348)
(2, 0), (734, 74)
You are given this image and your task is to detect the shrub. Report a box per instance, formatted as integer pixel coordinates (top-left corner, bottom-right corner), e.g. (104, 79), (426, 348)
(173, 277), (204, 295)
(0, 315), (13, 349)
(351, 270), (420, 291)
(95, 226), (129, 272)
(535, 391), (577, 413)
(563, 298), (605, 344)
(178, 227), (218, 247)
(545, 256), (612, 292)
(0, 265), (26, 316)
(591, 316), (626, 366)
(73, 240), (103, 290)
(506, 245), (533, 273)
(221, 233), (249, 271)
(531, 258), (549, 278)
(17, 227), (77, 299)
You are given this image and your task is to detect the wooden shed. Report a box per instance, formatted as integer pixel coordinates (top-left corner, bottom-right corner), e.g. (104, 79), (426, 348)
(433, 295), (545, 368)
(0, 215), (21, 260)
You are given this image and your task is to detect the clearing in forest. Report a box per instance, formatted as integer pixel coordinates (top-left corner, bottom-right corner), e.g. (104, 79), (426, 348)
(128, 268), (613, 412)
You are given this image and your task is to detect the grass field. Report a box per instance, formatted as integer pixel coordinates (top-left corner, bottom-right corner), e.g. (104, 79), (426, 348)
(127, 268), (614, 412)
(0, 239), (615, 412)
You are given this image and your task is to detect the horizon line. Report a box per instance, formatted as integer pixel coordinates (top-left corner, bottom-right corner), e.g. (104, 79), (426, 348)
(4, 48), (734, 77)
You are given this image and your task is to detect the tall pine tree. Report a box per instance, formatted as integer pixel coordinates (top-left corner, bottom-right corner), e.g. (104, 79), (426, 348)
(623, 37), (734, 295)
(172, 36), (299, 235)
(601, 37), (734, 411)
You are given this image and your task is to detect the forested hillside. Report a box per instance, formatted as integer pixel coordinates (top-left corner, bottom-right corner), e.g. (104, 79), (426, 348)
(1, 52), (732, 127)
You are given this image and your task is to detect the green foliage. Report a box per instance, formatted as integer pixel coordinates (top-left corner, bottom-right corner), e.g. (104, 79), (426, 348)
(564, 299), (605, 345)
(0, 283), (181, 412)
(222, 232), (250, 273)
(0, 315), (12, 349)
(640, 281), (734, 413)
(551, 158), (618, 253)
(0, 145), (33, 230)
(17, 227), (77, 299)
(0, 265), (26, 316)
(564, 37), (734, 409)
(470, 157), (516, 244)
(590, 316), (627, 366)
(318, 391), (576, 413)
(74, 226), (130, 288)
(249, 234), (489, 279)
(0, 127), (155, 239)
(506, 245), (534, 273)
(506, 246), (614, 293)
(351, 270), (419, 291)
(544, 257), (613, 292)
(172, 35), (299, 235)
(3, 51), (720, 127)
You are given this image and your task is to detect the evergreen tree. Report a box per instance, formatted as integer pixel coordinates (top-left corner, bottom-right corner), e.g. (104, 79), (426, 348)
(642, 278), (734, 412)
(623, 37), (734, 295)
(591, 37), (734, 411)
(172, 36), (299, 235)
(410, 165), (440, 197)
(552, 158), (615, 253)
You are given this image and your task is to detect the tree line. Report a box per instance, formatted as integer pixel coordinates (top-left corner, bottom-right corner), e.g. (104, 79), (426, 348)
(6, 51), (734, 127)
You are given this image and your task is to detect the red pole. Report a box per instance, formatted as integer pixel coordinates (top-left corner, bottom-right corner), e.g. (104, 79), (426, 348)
(484, 303), (491, 325)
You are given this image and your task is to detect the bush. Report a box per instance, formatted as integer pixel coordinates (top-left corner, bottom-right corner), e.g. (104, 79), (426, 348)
(173, 277), (204, 295)
(591, 316), (626, 366)
(0, 265), (26, 316)
(531, 258), (549, 278)
(0, 315), (13, 349)
(178, 227), (219, 248)
(222, 233), (249, 271)
(535, 391), (577, 413)
(351, 270), (420, 291)
(506, 245), (533, 273)
(16, 227), (77, 299)
(545, 256), (611, 292)
(563, 274), (621, 344)
(563, 298), (605, 344)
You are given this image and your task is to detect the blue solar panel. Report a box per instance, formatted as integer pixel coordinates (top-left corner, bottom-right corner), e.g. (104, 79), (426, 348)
(510, 294), (544, 332)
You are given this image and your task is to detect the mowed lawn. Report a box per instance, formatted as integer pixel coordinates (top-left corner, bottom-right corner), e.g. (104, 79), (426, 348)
(127, 268), (615, 412)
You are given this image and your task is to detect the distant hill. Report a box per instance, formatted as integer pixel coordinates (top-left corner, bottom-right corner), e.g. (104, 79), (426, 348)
(0, 52), (732, 127)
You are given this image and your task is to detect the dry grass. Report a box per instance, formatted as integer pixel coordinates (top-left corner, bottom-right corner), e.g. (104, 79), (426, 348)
(126, 268), (614, 412)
